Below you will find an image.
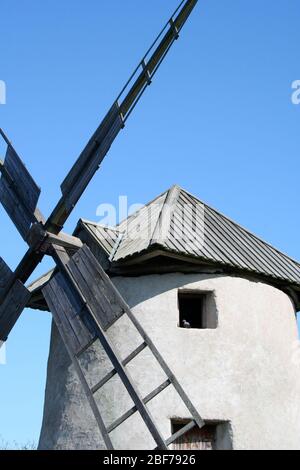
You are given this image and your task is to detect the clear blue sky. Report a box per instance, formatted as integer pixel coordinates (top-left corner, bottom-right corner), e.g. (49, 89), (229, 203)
(0, 0), (299, 447)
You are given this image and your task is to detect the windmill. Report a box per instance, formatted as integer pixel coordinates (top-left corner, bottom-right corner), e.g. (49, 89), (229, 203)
(0, 1), (203, 450)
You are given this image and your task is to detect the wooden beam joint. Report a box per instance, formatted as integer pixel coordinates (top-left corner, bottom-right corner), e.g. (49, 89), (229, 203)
(141, 60), (152, 85)
(169, 19), (180, 40)
(26, 223), (83, 254)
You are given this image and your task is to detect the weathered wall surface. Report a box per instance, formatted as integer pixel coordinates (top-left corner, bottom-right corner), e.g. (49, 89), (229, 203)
(38, 273), (300, 450)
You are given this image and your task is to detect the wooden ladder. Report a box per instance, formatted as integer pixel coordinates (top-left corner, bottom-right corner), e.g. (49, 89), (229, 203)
(42, 244), (204, 450)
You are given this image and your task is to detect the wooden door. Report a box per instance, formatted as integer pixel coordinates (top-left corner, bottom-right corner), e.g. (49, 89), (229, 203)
(172, 423), (215, 450)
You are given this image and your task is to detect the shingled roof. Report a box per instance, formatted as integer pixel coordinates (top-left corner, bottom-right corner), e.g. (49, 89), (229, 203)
(77, 185), (300, 285)
(29, 185), (300, 309)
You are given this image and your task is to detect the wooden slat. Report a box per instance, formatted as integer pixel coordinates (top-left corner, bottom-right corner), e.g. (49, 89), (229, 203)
(61, 103), (119, 195)
(61, 103), (124, 211)
(42, 272), (94, 356)
(0, 177), (33, 240)
(50, 245), (204, 449)
(83, 243), (206, 431)
(0, 280), (31, 341)
(52, 244), (167, 450)
(71, 246), (205, 432)
(43, 280), (81, 354)
(65, 245), (205, 431)
(45, 300), (114, 450)
(4, 146), (40, 213)
(0, 257), (13, 299)
(64, 245), (204, 431)
(66, 246), (123, 331)
(0, 145), (41, 239)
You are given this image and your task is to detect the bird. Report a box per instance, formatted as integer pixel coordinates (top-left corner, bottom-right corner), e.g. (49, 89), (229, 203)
(182, 319), (191, 329)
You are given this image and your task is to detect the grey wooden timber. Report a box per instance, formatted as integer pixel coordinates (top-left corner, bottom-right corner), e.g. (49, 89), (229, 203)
(0, 145), (41, 239)
(0, 1), (198, 330)
(42, 244), (204, 449)
(61, 103), (124, 212)
(0, 1), (201, 447)
(0, 257), (31, 341)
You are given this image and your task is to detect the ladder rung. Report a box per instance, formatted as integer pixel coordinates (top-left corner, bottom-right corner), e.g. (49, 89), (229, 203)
(91, 369), (117, 395)
(107, 379), (171, 434)
(143, 378), (171, 404)
(75, 336), (97, 358)
(165, 420), (197, 447)
(91, 342), (148, 394)
(123, 341), (147, 366)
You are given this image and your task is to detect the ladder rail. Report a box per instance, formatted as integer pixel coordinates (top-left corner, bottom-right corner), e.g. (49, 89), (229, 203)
(94, 254), (205, 430)
(44, 243), (205, 449)
(52, 297), (198, 449)
(51, 306), (114, 450)
(0, 0), (199, 338)
(107, 379), (172, 434)
(124, 308), (205, 429)
(68, 243), (204, 430)
(118, 0), (198, 120)
(90, 341), (147, 395)
(51, 244), (168, 450)
(45, 0), (198, 233)
(116, 0), (185, 103)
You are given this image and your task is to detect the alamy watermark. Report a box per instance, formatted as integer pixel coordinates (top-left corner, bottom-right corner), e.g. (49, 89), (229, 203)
(291, 80), (300, 105)
(0, 341), (6, 365)
(0, 80), (6, 105)
(95, 195), (205, 248)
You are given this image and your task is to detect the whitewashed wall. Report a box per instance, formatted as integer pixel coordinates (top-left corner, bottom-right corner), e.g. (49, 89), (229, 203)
(38, 273), (300, 450)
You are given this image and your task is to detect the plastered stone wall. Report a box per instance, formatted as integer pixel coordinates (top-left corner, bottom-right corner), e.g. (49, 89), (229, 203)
(38, 273), (300, 450)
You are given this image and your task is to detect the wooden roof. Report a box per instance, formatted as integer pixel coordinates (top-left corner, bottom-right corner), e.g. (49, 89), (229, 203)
(28, 185), (300, 309)
(79, 185), (300, 284)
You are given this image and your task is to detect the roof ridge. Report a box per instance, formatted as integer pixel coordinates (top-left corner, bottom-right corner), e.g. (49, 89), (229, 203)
(109, 232), (125, 262)
(116, 186), (173, 228)
(150, 185), (181, 246)
(78, 218), (120, 233)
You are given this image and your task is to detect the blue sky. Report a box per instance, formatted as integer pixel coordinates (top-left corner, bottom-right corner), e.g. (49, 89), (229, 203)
(0, 0), (299, 446)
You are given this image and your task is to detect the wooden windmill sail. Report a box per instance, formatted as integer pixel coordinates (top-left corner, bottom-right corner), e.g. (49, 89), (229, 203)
(0, 1), (202, 450)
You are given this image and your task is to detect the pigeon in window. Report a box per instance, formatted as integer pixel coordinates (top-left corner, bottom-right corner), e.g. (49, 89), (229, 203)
(182, 319), (191, 329)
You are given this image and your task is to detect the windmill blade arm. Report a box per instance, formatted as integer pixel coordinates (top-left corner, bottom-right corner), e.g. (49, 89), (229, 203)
(0, 248), (44, 306)
(46, 0), (198, 233)
(119, 0), (198, 119)
(0, 129), (45, 240)
(0, 257), (31, 341)
(0, 1), (198, 340)
(26, 222), (83, 253)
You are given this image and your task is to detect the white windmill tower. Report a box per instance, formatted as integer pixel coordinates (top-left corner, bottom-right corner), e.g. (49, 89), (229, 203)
(1, 1), (300, 450)
(32, 184), (300, 450)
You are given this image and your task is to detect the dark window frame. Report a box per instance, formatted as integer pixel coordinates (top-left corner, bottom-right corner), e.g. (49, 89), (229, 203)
(178, 290), (217, 330)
